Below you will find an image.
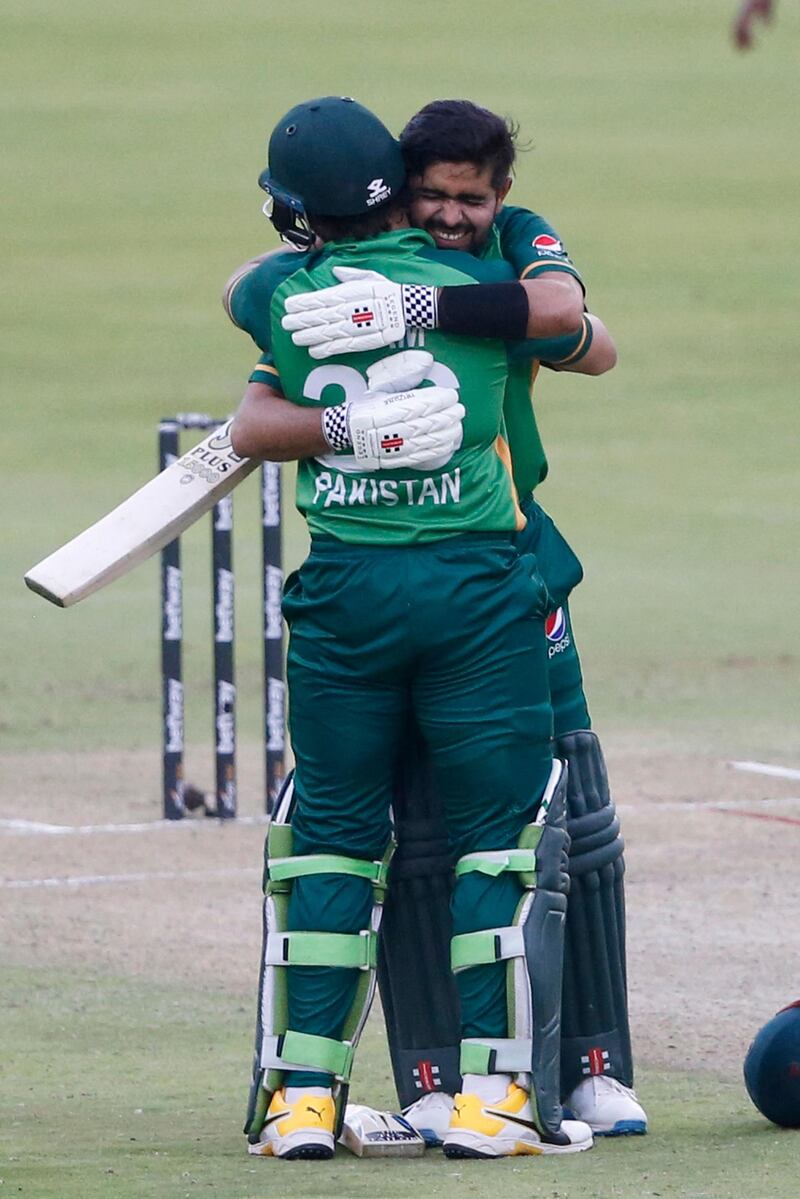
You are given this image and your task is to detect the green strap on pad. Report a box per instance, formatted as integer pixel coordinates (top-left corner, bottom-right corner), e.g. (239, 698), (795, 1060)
(262, 1030), (355, 1081)
(264, 929), (377, 969)
(452, 761), (570, 1138)
(451, 925), (525, 972)
(245, 801), (393, 1142)
(266, 826), (390, 898)
(454, 842), (540, 883)
(460, 1037), (533, 1076)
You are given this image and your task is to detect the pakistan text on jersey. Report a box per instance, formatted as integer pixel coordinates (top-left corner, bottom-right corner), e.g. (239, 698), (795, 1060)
(312, 468), (461, 509)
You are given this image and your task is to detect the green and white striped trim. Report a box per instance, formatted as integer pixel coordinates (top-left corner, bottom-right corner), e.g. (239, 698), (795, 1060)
(264, 929), (376, 970)
(262, 1030), (355, 1081)
(460, 1037), (532, 1076)
(451, 925), (525, 973)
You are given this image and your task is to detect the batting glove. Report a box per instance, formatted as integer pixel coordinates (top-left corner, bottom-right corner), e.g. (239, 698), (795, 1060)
(365, 349), (434, 393)
(348, 385), (464, 471)
(282, 268), (438, 359)
(322, 385), (464, 472)
(320, 349), (435, 451)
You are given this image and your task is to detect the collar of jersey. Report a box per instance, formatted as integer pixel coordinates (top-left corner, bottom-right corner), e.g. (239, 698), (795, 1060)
(478, 222), (503, 261)
(322, 228), (436, 258)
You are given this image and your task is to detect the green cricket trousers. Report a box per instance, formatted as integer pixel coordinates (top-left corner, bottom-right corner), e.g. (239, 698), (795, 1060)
(280, 532), (554, 1086)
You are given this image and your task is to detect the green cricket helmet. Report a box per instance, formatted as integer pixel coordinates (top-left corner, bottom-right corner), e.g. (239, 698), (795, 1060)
(259, 96), (406, 249)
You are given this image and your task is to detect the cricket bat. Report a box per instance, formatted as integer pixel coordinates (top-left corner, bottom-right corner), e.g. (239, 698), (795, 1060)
(24, 420), (258, 608)
(338, 1105), (426, 1158)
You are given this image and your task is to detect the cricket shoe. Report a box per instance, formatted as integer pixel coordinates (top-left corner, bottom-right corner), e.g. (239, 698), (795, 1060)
(443, 1083), (593, 1159)
(247, 1087), (335, 1160)
(563, 1076), (648, 1136)
(402, 1091), (454, 1146)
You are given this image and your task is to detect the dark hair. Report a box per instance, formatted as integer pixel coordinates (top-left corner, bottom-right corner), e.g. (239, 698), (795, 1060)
(308, 186), (409, 243)
(400, 100), (518, 189)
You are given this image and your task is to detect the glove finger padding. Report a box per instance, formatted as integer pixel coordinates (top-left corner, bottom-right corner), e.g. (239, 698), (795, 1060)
(282, 273), (389, 314)
(397, 431), (464, 469)
(282, 273), (406, 351)
(347, 387), (464, 471)
(366, 350), (433, 394)
(353, 386), (460, 422)
(306, 331), (397, 359)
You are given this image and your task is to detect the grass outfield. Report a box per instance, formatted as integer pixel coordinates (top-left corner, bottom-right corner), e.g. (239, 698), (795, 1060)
(4, 0), (798, 758)
(2, 967), (797, 1199)
(0, 963), (796, 1199)
(2, 1), (799, 1196)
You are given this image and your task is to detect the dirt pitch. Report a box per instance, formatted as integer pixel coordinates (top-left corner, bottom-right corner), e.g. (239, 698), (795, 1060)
(3, 737), (798, 1081)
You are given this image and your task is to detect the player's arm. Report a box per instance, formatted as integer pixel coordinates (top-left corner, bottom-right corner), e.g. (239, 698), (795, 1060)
(544, 315), (617, 375)
(434, 271), (584, 338)
(495, 206), (616, 373)
(223, 253), (335, 458)
(280, 210), (587, 353)
(281, 267), (583, 358)
(222, 250), (281, 331)
(231, 351), (465, 471)
(223, 247), (314, 350)
(231, 381), (328, 460)
(501, 309), (616, 377)
(519, 272), (584, 338)
(436, 212), (587, 339)
(223, 256), (330, 459)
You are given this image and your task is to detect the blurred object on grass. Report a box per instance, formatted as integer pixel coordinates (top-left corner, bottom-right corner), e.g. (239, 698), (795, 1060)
(733, 0), (776, 48)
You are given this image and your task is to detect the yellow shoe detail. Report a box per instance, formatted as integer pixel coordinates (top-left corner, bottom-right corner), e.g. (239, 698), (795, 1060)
(266, 1090), (335, 1137)
(451, 1088), (530, 1137)
(451, 1092), (504, 1136)
(445, 1083), (592, 1159)
(489, 1083), (530, 1118)
(514, 1141), (543, 1155)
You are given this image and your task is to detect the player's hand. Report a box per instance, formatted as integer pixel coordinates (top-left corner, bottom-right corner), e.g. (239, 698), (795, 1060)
(318, 350), (463, 468)
(282, 268), (405, 358)
(282, 269), (440, 359)
(365, 349), (434, 393)
(345, 385), (464, 471)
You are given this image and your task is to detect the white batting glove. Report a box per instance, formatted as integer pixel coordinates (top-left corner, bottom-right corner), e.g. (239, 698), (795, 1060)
(365, 349), (434, 393)
(348, 386), (464, 471)
(282, 268), (438, 359)
(322, 382), (464, 472)
(358, 351), (462, 469)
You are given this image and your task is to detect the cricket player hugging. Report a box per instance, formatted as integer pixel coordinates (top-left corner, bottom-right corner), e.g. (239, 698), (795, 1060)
(233, 96), (595, 1162)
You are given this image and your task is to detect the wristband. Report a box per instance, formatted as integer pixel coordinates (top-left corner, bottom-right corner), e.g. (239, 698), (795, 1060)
(400, 284), (439, 329)
(437, 281), (529, 341)
(321, 403), (352, 451)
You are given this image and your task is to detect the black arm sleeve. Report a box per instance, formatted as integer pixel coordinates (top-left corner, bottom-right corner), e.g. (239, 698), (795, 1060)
(436, 281), (529, 341)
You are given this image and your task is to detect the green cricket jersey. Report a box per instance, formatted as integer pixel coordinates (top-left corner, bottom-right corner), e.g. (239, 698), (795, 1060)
(482, 207), (585, 499)
(225, 208), (588, 511)
(267, 228), (526, 544)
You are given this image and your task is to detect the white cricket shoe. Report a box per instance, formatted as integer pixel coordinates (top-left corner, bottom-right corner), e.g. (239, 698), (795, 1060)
(247, 1087), (335, 1160)
(564, 1076), (648, 1136)
(402, 1091), (454, 1146)
(443, 1082), (593, 1159)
